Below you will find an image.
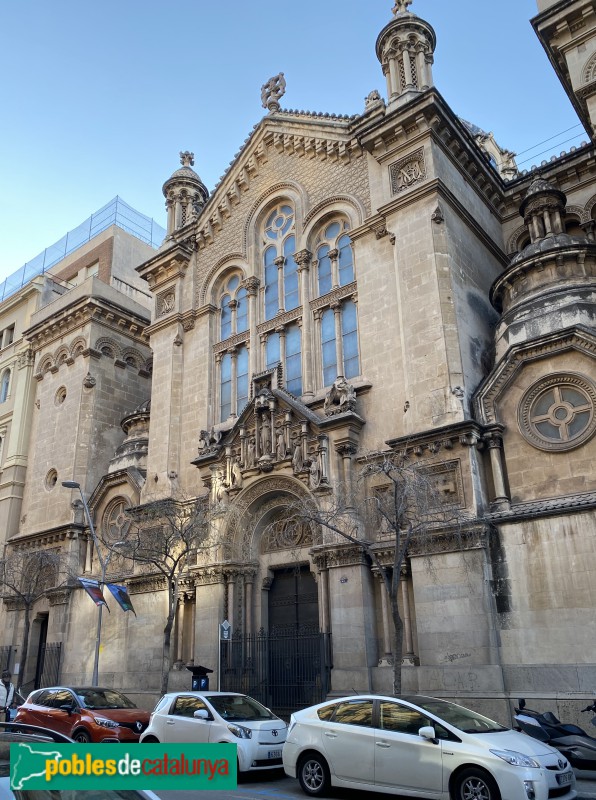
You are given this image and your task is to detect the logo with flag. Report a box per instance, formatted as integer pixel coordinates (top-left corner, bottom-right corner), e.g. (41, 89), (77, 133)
(106, 583), (136, 615)
(78, 578), (109, 610)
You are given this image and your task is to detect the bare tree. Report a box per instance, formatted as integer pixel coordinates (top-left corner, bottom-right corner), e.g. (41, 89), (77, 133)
(0, 549), (70, 690)
(110, 496), (212, 695)
(273, 450), (473, 695)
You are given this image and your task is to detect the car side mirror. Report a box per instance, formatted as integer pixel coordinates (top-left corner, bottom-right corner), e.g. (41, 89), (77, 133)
(419, 726), (438, 743)
(59, 704), (74, 715)
(194, 709), (210, 720)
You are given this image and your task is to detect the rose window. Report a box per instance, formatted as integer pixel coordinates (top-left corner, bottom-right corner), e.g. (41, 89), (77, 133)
(519, 374), (596, 451)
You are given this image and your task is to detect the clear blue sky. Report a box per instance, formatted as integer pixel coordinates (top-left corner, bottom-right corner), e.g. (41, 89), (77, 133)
(0, 0), (586, 282)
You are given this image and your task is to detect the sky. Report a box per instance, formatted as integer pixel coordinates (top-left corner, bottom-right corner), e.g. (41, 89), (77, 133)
(0, 0), (587, 284)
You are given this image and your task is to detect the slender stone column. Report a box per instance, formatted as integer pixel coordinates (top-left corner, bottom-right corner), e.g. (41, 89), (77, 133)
(189, 594), (196, 662)
(332, 303), (343, 377)
(229, 348), (238, 417)
(389, 58), (399, 98)
(486, 432), (510, 509)
(318, 567), (330, 634)
(403, 48), (413, 87)
(400, 565), (417, 665)
(244, 277), (260, 378)
(226, 571), (237, 631)
(295, 250), (313, 396)
(375, 572), (392, 664)
(176, 597), (185, 662)
(244, 572), (255, 636)
(275, 256), (285, 312)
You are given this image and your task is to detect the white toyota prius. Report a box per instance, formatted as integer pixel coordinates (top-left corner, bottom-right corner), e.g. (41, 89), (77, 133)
(282, 694), (577, 800)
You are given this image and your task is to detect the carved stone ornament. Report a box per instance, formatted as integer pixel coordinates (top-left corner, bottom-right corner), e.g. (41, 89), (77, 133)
(364, 89), (384, 111)
(323, 376), (357, 416)
(392, 0), (412, 14)
(261, 72), (286, 112)
(157, 289), (176, 317)
(390, 148), (426, 194)
(198, 427), (223, 454)
(83, 372), (96, 389)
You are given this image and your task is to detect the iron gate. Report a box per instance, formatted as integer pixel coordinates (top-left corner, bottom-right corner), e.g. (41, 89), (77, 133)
(220, 628), (332, 719)
(21, 642), (63, 695)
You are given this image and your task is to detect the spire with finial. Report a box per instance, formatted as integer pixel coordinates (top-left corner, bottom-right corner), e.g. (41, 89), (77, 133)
(376, 0), (436, 106)
(162, 151), (209, 236)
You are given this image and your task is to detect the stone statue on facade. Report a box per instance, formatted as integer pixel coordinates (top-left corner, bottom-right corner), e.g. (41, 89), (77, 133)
(291, 439), (304, 473)
(275, 428), (286, 461)
(392, 0), (412, 15)
(323, 376), (357, 416)
(231, 458), (243, 489)
(260, 417), (272, 455)
(309, 452), (321, 489)
(246, 437), (256, 468)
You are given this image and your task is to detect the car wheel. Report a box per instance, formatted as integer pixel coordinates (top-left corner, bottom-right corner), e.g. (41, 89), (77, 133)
(298, 753), (331, 797)
(453, 768), (501, 800)
(141, 736), (159, 743)
(73, 730), (91, 743)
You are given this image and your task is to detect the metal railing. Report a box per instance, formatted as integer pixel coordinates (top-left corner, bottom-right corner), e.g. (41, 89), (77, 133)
(220, 629), (332, 720)
(0, 197), (165, 304)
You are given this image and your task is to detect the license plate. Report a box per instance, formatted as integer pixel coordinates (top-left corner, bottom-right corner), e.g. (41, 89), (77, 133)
(557, 771), (573, 785)
(268, 750), (281, 759)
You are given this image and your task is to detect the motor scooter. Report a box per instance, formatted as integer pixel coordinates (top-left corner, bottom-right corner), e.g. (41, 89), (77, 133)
(514, 699), (596, 771)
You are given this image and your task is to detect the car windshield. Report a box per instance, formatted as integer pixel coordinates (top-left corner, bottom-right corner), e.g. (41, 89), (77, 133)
(206, 694), (277, 721)
(401, 696), (508, 733)
(73, 688), (137, 710)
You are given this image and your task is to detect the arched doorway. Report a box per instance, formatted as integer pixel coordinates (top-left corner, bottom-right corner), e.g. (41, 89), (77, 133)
(268, 565), (322, 715)
(219, 481), (331, 717)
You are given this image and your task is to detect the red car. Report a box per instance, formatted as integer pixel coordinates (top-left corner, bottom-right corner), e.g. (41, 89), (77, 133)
(15, 686), (149, 743)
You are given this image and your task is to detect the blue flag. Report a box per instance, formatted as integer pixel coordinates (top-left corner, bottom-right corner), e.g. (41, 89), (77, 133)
(106, 582), (136, 616)
(78, 578), (109, 611)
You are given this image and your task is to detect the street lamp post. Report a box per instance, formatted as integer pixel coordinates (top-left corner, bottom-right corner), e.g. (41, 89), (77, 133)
(61, 480), (118, 687)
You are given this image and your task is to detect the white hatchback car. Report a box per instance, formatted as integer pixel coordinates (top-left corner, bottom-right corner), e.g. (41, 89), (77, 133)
(140, 691), (287, 773)
(283, 694), (577, 800)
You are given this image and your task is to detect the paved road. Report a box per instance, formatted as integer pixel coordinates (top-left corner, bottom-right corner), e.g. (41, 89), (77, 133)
(156, 769), (596, 800)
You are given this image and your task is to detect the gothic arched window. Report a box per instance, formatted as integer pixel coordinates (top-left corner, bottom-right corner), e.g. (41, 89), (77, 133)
(315, 219), (354, 297)
(262, 204), (295, 321)
(219, 274), (248, 341)
(312, 217), (359, 390)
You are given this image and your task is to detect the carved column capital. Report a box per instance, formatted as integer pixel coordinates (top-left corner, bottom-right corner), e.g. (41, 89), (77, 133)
(293, 249), (312, 271)
(242, 277), (260, 296)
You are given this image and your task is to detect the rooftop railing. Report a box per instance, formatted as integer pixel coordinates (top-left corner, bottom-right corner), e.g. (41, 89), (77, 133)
(0, 197), (165, 303)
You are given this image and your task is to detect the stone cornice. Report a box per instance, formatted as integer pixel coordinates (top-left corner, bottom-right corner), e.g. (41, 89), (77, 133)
(474, 324), (596, 425)
(488, 490), (596, 523)
(356, 88), (506, 213)
(143, 310), (197, 338)
(256, 307), (302, 336)
(6, 525), (84, 550)
(126, 573), (169, 595)
(135, 242), (193, 292)
(24, 296), (149, 352)
(310, 543), (369, 570)
(384, 419), (487, 456)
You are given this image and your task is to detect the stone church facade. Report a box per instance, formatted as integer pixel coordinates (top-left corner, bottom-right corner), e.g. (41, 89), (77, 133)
(2, 0), (596, 721)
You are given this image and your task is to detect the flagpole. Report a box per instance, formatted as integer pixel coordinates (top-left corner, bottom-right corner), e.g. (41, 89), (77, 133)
(62, 481), (121, 687)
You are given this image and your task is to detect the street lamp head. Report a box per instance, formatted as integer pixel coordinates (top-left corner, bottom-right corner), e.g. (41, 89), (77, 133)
(61, 481), (81, 489)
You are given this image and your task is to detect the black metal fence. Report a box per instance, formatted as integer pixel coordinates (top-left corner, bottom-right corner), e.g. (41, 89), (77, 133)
(19, 643), (62, 696)
(220, 629), (332, 720)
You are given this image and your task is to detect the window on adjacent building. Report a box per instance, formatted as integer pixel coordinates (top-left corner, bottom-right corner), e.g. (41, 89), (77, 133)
(0, 370), (10, 403)
(1, 325), (15, 349)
